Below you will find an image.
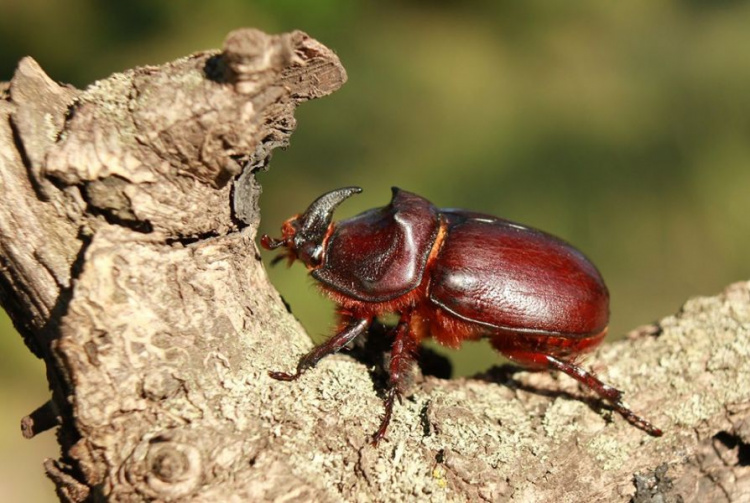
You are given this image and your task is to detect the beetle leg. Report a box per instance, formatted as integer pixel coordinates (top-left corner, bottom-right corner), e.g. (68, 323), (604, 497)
(371, 317), (419, 445)
(500, 349), (663, 437)
(268, 318), (369, 381)
(543, 355), (663, 436)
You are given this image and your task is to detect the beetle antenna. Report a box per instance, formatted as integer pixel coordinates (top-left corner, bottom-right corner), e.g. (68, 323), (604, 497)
(260, 234), (285, 250)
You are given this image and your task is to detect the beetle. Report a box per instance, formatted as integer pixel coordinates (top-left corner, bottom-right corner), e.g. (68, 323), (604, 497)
(262, 187), (662, 444)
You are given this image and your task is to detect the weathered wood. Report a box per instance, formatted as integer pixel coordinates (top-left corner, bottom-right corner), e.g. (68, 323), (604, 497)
(1, 27), (748, 502)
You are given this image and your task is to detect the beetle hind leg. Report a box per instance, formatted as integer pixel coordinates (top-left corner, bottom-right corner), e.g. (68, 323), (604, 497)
(496, 345), (663, 437)
(542, 354), (662, 436)
(371, 316), (419, 446)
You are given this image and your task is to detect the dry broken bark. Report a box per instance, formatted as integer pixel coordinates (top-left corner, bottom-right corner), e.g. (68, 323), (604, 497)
(1, 27), (749, 502)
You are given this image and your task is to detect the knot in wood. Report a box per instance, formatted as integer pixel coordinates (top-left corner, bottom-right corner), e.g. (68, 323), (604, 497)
(144, 440), (202, 498)
(150, 448), (188, 482)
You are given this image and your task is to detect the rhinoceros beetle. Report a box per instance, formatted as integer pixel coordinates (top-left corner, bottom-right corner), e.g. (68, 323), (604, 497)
(262, 187), (662, 444)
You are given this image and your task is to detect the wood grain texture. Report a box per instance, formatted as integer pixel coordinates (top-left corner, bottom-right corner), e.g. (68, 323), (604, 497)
(1, 27), (748, 502)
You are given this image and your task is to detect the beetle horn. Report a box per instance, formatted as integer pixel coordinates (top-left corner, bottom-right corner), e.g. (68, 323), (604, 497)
(297, 186), (362, 238)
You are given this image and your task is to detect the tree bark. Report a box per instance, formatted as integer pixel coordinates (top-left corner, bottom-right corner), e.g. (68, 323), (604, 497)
(1, 28), (749, 502)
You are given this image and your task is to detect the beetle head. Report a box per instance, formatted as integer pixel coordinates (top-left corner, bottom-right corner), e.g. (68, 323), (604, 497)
(261, 186), (362, 268)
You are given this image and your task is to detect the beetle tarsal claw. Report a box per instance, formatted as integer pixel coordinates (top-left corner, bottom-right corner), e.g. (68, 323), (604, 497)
(608, 399), (663, 437)
(370, 433), (386, 447)
(268, 370), (300, 381)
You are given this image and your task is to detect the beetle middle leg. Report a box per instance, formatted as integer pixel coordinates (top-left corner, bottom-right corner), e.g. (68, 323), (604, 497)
(371, 314), (419, 445)
(495, 343), (663, 436)
(268, 317), (369, 381)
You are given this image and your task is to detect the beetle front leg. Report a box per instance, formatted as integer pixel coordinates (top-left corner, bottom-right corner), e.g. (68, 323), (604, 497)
(268, 318), (369, 381)
(371, 316), (419, 445)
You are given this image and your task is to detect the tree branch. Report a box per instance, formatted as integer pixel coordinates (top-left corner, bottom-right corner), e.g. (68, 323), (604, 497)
(1, 27), (748, 502)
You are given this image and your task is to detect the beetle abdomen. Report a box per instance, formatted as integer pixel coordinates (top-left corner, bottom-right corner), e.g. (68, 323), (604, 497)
(429, 212), (609, 337)
(313, 189), (440, 302)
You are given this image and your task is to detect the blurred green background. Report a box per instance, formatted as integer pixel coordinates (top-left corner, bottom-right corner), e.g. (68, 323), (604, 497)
(2, 1), (749, 500)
